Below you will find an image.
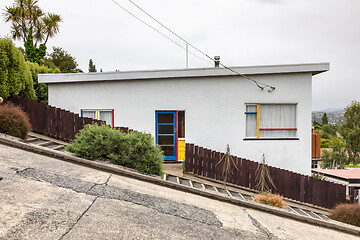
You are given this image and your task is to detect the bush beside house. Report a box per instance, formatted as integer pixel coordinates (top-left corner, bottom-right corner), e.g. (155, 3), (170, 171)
(66, 124), (164, 175)
(0, 103), (31, 139)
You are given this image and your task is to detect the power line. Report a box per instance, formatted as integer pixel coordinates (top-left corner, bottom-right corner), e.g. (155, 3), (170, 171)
(109, 0), (213, 66)
(125, 0), (275, 91)
(110, 0), (275, 92)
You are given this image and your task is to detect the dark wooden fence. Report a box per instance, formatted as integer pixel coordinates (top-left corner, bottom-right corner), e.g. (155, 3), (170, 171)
(7, 95), (132, 141)
(185, 143), (354, 209)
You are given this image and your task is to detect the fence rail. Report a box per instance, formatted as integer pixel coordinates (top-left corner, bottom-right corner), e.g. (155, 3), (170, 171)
(8, 95), (132, 141)
(185, 143), (354, 209)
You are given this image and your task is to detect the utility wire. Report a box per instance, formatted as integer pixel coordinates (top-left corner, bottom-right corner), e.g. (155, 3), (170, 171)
(111, 0), (275, 92)
(126, 0), (275, 91)
(110, 0), (213, 65)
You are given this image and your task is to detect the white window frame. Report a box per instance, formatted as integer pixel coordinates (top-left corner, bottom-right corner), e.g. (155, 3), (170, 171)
(81, 109), (114, 127)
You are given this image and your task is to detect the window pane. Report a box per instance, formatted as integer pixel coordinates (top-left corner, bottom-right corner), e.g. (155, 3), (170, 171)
(246, 105), (257, 137)
(83, 110), (96, 119)
(160, 146), (174, 157)
(158, 125), (174, 134)
(178, 111), (185, 138)
(100, 111), (113, 126)
(158, 113), (174, 123)
(259, 130), (297, 138)
(246, 105), (257, 113)
(158, 135), (174, 145)
(260, 104), (296, 137)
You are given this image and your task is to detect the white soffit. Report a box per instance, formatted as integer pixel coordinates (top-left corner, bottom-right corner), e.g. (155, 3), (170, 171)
(38, 62), (329, 84)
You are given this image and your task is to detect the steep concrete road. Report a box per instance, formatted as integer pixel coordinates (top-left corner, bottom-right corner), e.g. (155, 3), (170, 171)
(0, 144), (358, 240)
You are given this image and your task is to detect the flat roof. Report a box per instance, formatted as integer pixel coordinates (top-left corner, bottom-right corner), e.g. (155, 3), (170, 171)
(38, 62), (329, 84)
(313, 168), (360, 180)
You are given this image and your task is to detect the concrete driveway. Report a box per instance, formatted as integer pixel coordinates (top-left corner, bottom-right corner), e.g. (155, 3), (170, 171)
(0, 144), (359, 240)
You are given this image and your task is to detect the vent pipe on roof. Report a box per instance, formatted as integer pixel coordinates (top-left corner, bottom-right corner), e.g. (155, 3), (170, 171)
(214, 56), (220, 67)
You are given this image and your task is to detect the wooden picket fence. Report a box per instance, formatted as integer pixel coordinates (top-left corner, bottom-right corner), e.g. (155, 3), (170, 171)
(185, 143), (354, 209)
(7, 95), (132, 141)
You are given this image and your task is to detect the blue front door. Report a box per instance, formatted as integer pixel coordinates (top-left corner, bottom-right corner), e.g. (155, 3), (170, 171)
(156, 111), (177, 161)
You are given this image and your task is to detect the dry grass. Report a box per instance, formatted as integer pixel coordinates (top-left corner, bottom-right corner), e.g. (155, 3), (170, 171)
(0, 103), (31, 139)
(329, 203), (360, 227)
(253, 193), (287, 209)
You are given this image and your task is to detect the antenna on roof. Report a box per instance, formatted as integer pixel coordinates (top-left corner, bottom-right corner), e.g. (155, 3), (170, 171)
(214, 56), (220, 67)
(186, 44), (189, 69)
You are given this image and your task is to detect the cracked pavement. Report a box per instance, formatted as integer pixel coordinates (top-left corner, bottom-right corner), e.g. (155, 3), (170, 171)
(17, 168), (223, 227)
(1, 144), (359, 240)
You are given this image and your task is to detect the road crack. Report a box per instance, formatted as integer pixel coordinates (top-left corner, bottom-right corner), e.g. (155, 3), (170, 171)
(85, 174), (112, 194)
(16, 168), (222, 227)
(59, 196), (98, 240)
(244, 209), (277, 240)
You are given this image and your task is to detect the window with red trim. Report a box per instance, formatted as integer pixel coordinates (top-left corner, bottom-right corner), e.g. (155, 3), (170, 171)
(245, 104), (297, 138)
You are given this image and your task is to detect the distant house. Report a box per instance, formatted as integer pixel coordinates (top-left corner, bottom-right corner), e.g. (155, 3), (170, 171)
(39, 63), (329, 175)
(312, 168), (360, 203)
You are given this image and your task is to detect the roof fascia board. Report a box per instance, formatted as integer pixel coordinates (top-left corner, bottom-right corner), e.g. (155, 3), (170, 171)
(39, 62), (329, 84)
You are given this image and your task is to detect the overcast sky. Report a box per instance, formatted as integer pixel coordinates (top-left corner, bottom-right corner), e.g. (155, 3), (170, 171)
(1, 0), (359, 111)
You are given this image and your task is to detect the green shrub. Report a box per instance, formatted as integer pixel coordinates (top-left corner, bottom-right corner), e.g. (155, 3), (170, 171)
(321, 124), (337, 138)
(329, 203), (360, 227)
(65, 124), (116, 160)
(321, 150), (349, 169)
(27, 62), (60, 104)
(345, 162), (360, 168)
(321, 138), (331, 148)
(311, 172), (325, 180)
(0, 37), (36, 100)
(0, 103), (31, 139)
(66, 124), (164, 175)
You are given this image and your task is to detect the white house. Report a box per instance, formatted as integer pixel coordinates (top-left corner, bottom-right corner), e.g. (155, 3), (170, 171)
(39, 63), (329, 175)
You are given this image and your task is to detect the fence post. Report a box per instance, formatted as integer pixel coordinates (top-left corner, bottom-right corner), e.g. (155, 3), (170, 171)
(304, 175), (311, 204)
(185, 143), (190, 172)
(349, 187), (355, 203)
(203, 149), (209, 177)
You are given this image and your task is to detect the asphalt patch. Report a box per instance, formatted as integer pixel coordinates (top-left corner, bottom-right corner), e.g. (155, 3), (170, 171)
(17, 168), (222, 227)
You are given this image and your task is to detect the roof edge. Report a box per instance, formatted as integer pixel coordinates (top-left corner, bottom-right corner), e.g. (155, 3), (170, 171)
(39, 62), (330, 84)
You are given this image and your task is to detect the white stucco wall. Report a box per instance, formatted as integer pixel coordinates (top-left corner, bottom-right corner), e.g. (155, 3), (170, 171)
(45, 71), (314, 175)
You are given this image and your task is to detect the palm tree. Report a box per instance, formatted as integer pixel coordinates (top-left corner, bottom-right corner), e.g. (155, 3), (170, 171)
(24, 0), (42, 26)
(3, 4), (25, 41)
(3, 0), (39, 41)
(3, 0), (61, 46)
(42, 13), (62, 45)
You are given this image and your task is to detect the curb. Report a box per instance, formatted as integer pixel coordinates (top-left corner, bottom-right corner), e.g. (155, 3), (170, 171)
(0, 133), (359, 237)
